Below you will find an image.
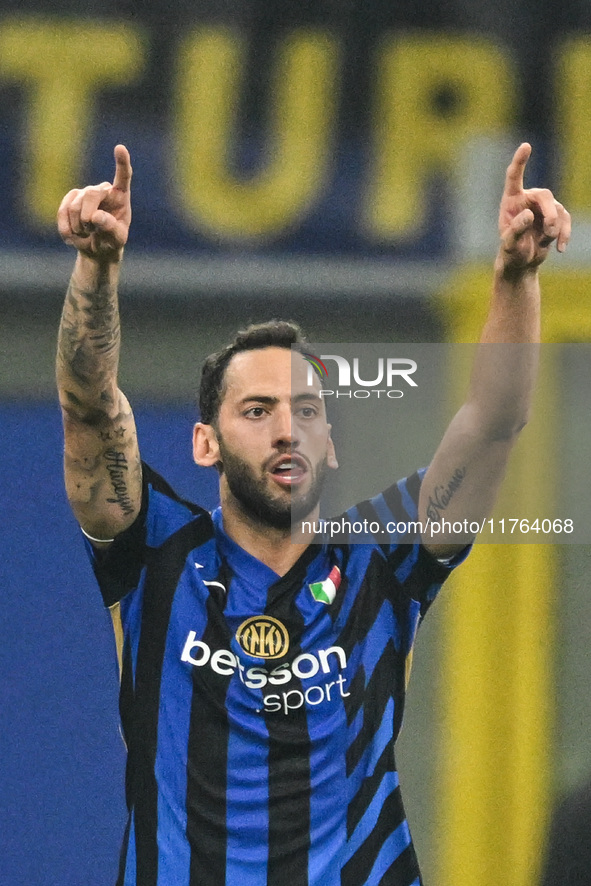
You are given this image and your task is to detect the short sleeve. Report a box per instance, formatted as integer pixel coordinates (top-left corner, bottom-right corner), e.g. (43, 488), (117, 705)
(344, 469), (470, 616)
(84, 462), (206, 608)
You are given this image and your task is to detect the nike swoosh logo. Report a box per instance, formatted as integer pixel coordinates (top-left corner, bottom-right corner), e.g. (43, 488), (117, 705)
(203, 580), (227, 593)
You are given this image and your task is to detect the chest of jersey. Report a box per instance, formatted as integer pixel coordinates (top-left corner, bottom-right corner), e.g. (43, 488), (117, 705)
(148, 544), (411, 746)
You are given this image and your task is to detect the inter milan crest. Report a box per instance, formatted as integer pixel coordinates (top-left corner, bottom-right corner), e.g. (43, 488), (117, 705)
(236, 615), (290, 659)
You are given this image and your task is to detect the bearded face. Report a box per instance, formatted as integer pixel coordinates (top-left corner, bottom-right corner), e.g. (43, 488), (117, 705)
(194, 347), (338, 534)
(217, 435), (330, 530)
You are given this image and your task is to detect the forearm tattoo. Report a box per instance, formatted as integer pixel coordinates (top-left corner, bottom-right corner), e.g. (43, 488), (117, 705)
(57, 270), (120, 410)
(58, 266), (141, 523)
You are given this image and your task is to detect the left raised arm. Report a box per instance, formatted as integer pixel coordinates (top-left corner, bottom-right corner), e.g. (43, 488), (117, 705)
(419, 142), (571, 557)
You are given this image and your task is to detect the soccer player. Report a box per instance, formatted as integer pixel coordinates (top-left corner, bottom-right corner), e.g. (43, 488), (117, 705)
(56, 144), (569, 886)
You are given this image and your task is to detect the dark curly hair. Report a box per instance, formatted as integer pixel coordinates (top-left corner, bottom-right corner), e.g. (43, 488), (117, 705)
(198, 320), (308, 425)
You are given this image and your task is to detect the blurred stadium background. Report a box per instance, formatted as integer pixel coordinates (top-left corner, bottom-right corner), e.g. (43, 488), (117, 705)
(2, 2), (591, 884)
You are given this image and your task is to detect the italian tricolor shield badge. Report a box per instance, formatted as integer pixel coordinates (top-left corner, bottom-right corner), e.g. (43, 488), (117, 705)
(309, 565), (341, 605)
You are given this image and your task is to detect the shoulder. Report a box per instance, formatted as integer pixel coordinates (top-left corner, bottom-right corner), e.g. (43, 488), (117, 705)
(337, 470), (424, 545)
(371, 470), (424, 519)
(90, 464), (215, 607)
(142, 463), (213, 546)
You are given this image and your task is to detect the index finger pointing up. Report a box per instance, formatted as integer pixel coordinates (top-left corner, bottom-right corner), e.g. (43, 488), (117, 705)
(504, 142), (532, 196)
(112, 144), (132, 192)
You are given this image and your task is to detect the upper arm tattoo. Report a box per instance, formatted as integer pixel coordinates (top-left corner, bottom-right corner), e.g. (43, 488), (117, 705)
(104, 448), (136, 517)
(425, 466), (466, 522)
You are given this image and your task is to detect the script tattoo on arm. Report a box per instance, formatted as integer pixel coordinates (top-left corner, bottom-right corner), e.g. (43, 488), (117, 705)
(425, 467), (466, 522)
(104, 449), (136, 517)
(57, 259), (142, 537)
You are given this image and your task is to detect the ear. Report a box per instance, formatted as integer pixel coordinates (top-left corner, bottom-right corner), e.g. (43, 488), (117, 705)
(326, 425), (338, 470)
(193, 422), (221, 467)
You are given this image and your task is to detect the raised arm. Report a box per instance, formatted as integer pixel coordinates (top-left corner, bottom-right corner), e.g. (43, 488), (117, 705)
(56, 145), (141, 546)
(419, 143), (571, 557)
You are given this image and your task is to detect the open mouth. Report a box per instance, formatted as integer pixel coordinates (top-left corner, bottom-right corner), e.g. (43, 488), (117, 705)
(268, 453), (308, 487)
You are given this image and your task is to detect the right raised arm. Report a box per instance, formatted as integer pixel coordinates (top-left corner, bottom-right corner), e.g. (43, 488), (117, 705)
(56, 145), (142, 545)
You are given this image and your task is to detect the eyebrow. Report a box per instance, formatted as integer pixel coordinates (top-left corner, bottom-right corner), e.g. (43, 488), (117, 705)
(238, 395), (279, 406)
(292, 392), (322, 404)
(238, 393), (322, 406)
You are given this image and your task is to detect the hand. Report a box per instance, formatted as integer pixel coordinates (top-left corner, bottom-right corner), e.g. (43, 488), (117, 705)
(498, 142), (571, 273)
(57, 145), (132, 261)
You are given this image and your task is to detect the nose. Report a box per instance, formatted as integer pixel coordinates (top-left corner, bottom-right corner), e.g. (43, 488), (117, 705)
(272, 404), (299, 448)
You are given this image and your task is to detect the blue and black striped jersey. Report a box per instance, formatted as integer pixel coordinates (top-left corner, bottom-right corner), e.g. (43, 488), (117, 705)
(88, 463), (461, 886)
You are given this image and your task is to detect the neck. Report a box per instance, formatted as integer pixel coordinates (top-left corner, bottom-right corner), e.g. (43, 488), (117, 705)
(220, 492), (317, 576)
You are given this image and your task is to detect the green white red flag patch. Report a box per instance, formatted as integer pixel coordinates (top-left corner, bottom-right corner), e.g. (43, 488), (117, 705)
(309, 565), (341, 605)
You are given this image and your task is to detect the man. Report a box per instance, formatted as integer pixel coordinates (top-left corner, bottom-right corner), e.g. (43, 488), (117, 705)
(56, 144), (569, 886)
